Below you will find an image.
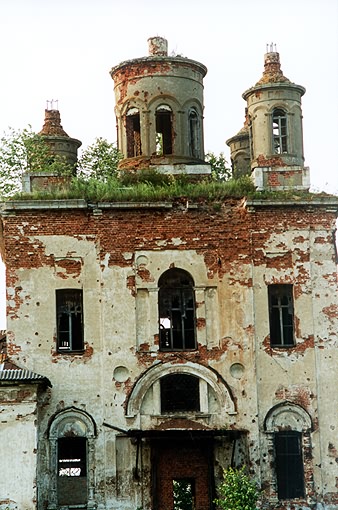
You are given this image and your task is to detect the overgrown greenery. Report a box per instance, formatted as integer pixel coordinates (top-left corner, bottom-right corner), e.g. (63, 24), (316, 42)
(214, 467), (259, 510)
(205, 151), (231, 182)
(13, 172), (256, 202)
(0, 127), (74, 196)
(2, 126), (330, 203)
(78, 137), (122, 180)
(173, 479), (194, 510)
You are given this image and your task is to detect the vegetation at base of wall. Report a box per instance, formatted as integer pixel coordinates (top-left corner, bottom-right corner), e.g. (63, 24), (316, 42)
(11, 173), (256, 202)
(249, 188), (338, 200)
(214, 466), (260, 510)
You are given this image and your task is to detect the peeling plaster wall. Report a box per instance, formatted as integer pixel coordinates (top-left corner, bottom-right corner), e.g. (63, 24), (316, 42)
(1, 199), (337, 509)
(0, 384), (39, 510)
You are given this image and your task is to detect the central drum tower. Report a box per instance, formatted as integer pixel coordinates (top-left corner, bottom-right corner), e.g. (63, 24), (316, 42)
(110, 36), (210, 176)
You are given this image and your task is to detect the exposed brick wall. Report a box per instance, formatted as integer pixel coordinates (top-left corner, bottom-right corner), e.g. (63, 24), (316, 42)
(153, 439), (212, 510)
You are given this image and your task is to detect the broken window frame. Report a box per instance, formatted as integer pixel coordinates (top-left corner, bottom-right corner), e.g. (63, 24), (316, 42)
(160, 373), (200, 414)
(268, 284), (295, 347)
(274, 431), (305, 500)
(188, 108), (200, 159)
(126, 107), (142, 157)
(58, 437), (87, 478)
(156, 104), (173, 155)
(272, 108), (288, 154)
(159, 268), (197, 351)
(56, 289), (84, 352)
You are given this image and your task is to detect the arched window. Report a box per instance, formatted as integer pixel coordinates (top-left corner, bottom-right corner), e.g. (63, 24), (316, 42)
(159, 269), (196, 351)
(48, 408), (96, 508)
(156, 104), (173, 155)
(189, 108), (200, 158)
(126, 107), (142, 157)
(264, 403), (312, 501)
(272, 108), (288, 154)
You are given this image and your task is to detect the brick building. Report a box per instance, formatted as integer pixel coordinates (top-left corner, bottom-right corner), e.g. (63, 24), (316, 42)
(0, 38), (337, 510)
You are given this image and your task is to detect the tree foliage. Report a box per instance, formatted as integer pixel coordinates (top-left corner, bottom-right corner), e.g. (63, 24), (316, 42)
(173, 479), (194, 510)
(214, 467), (259, 510)
(0, 126), (73, 197)
(78, 137), (122, 181)
(0, 130), (122, 198)
(205, 151), (231, 182)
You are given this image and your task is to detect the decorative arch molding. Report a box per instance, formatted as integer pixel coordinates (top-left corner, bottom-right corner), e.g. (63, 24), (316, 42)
(148, 94), (181, 111)
(47, 407), (97, 510)
(267, 104), (290, 115)
(182, 98), (203, 113)
(264, 401), (312, 433)
(49, 406), (97, 439)
(126, 361), (236, 417)
(135, 252), (213, 290)
(118, 98), (146, 117)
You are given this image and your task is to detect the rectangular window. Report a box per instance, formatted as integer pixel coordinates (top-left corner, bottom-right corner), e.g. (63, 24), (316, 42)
(275, 431), (305, 499)
(56, 289), (84, 352)
(268, 284), (295, 346)
(160, 374), (200, 414)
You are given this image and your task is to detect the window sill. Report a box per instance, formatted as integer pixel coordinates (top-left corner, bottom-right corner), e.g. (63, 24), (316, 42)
(159, 348), (198, 352)
(56, 350), (85, 355)
(154, 413), (211, 419)
(270, 344), (296, 349)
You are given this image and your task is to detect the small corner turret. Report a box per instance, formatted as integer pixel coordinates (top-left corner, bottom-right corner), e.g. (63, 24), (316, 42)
(228, 45), (310, 191)
(110, 37), (211, 178)
(38, 105), (82, 168)
(22, 104), (82, 194)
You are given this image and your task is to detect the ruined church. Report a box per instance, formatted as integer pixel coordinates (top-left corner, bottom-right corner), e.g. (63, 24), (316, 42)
(0, 37), (337, 510)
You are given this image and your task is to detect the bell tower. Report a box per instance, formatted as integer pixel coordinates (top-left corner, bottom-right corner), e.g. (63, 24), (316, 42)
(110, 37), (210, 176)
(230, 45), (310, 190)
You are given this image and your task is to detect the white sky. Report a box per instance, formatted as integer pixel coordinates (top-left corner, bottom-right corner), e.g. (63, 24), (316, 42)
(0, 0), (337, 328)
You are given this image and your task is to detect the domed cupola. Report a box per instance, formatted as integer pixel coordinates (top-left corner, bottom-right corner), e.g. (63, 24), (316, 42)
(241, 45), (310, 190)
(38, 106), (82, 169)
(226, 108), (251, 178)
(110, 37), (210, 177)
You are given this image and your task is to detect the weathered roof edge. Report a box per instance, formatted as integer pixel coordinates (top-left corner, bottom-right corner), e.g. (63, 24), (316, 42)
(0, 368), (52, 387)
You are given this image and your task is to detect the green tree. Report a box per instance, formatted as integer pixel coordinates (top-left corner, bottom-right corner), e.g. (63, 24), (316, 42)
(214, 466), (259, 510)
(0, 126), (73, 197)
(173, 479), (194, 510)
(205, 151), (231, 182)
(78, 137), (122, 181)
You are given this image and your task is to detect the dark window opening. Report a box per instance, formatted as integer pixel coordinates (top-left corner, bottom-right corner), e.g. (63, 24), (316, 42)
(173, 478), (195, 510)
(156, 105), (173, 155)
(272, 108), (288, 154)
(57, 437), (87, 505)
(275, 431), (305, 499)
(58, 437), (87, 477)
(126, 108), (142, 157)
(189, 109), (200, 159)
(268, 284), (295, 346)
(159, 269), (196, 351)
(160, 374), (200, 414)
(56, 289), (83, 352)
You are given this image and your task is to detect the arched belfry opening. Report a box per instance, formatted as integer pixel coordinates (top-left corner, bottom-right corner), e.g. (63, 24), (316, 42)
(155, 104), (173, 155)
(110, 37), (211, 177)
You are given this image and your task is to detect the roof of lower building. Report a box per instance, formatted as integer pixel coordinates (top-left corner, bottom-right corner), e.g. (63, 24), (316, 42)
(0, 366), (52, 386)
(0, 343), (52, 387)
